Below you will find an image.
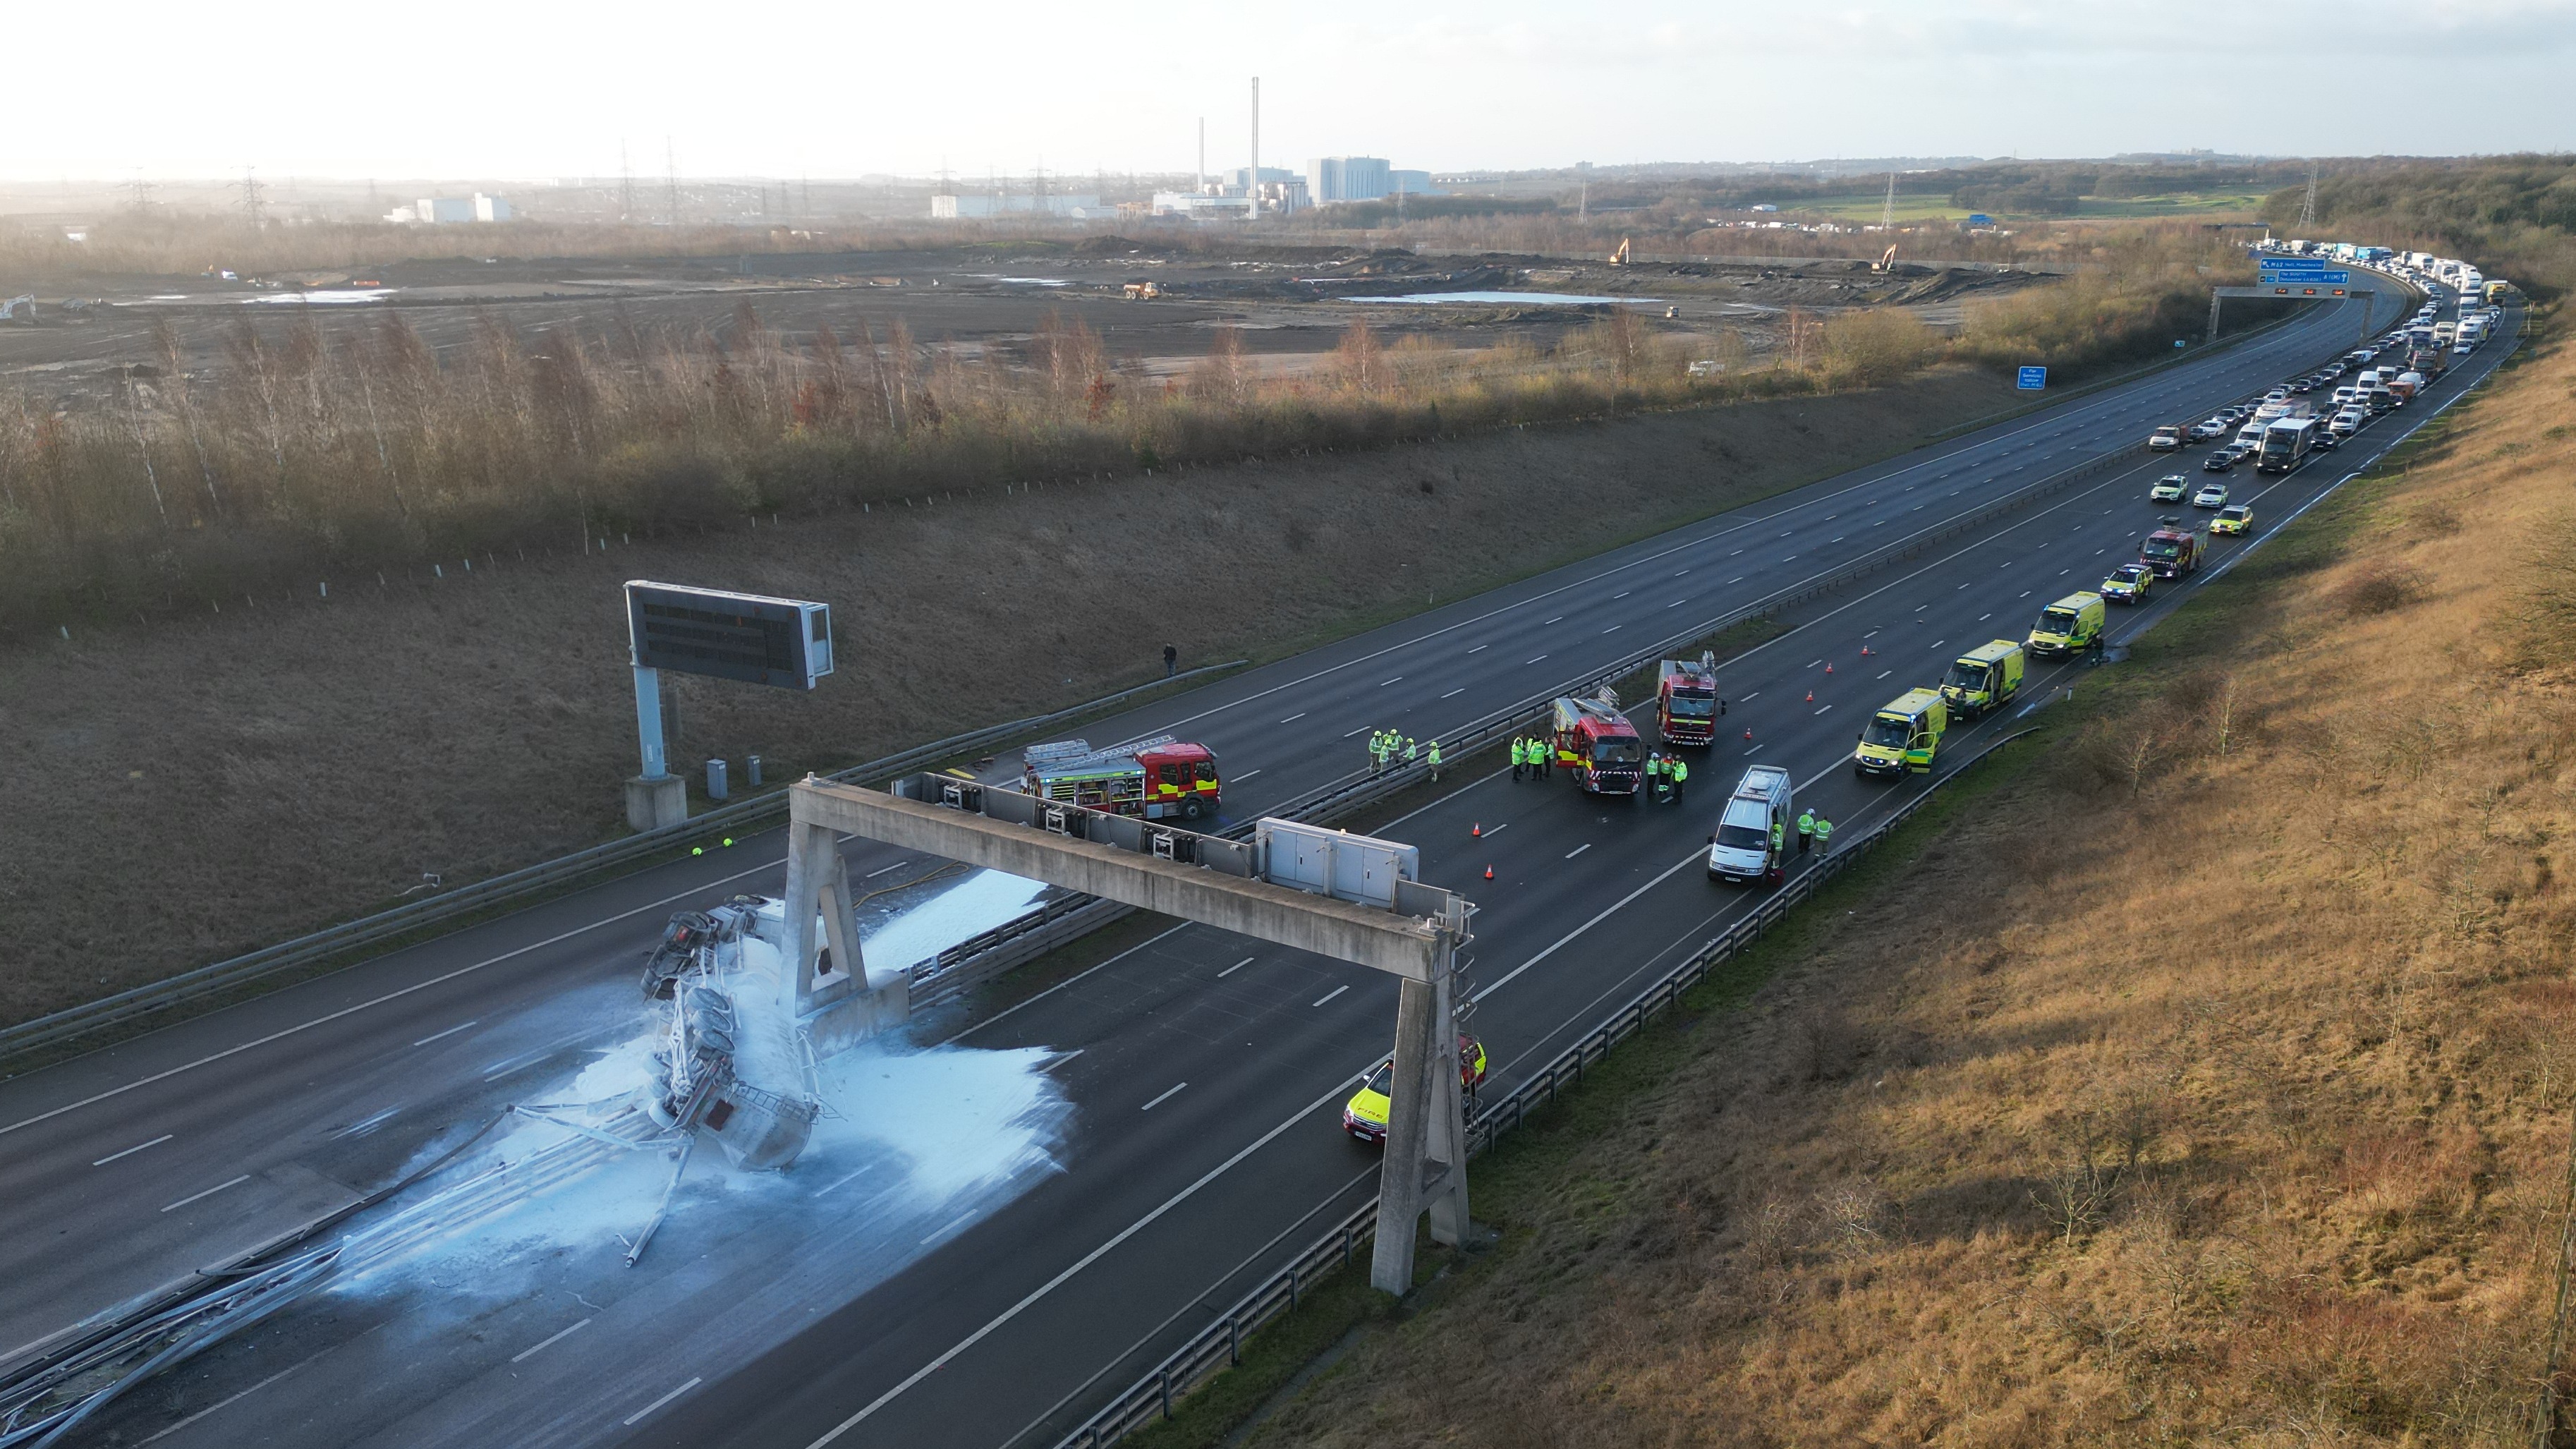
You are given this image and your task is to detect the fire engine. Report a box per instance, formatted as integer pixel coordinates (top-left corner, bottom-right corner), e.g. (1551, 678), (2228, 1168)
(1655, 653), (1721, 746)
(1021, 735), (1222, 820)
(1550, 691), (1645, 796)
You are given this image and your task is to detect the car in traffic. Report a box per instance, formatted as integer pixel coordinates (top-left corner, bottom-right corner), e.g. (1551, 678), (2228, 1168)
(2329, 410), (2364, 437)
(1343, 1034), (1490, 1143)
(2151, 473), (2189, 501)
(2202, 449), (2236, 473)
(2310, 429), (2340, 451)
(2148, 425), (2185, 451)
(2212, 503), (2253, 536)
(2189, 418), (2227, 440)
(2192, 480), (2230, 509)
(2101, 562), (2155, 604)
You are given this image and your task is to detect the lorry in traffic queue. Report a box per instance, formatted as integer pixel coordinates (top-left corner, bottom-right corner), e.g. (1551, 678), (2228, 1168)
(2256, 416), (2319, 473)
(2140, 518), (2208, 578)
(2389, 370), (2424, 402)
(1706, 764), (1793, 885)
(1022, 734), (1223, 820)
(1655, 653), (1722, 746)
(2407, 344), (2448, 380)
(1939, 640), (2025, 721)
(2026, 591), (2108, 658)
(1855, 689), (1949, 777)
(1550, 690), (1646, 796)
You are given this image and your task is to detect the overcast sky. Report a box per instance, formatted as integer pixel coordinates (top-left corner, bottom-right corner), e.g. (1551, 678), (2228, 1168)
(7, 0), (2571, 182)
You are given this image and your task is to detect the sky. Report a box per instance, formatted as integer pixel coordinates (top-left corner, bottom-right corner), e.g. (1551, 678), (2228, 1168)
(6, 0), (2572, 182)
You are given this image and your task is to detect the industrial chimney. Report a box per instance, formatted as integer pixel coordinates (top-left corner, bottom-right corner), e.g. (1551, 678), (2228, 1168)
(1250, 76), (1260, 218)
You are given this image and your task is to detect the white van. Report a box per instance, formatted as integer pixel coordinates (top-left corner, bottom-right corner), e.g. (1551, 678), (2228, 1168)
(1706, 765), (1792, 885)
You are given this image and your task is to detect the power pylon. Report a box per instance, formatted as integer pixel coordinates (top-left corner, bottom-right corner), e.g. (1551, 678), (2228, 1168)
(1880, 171), (1897, 231)
(2296, 162), (2319, 229)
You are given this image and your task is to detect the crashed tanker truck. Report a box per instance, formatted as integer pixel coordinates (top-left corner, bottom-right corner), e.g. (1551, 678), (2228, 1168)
(1022, 734), (1222, 820)
(1550, 691), (1646, 796)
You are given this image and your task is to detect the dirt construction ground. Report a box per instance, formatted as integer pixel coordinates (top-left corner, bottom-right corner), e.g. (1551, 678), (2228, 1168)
(0, 365), (2017, 1026)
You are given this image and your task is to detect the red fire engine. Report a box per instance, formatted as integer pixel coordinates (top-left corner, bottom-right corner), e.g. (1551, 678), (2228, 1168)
(1656, 653), (1720, 746)
(1550, 692), (1645, 796)
(1021, 735), (1222, 820)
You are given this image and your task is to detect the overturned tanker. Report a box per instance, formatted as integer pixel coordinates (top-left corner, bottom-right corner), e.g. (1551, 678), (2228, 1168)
(638, 895), (822, 1171)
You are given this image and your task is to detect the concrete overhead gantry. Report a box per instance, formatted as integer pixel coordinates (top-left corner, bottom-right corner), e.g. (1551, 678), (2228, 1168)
(779, 772), (1476, 1295)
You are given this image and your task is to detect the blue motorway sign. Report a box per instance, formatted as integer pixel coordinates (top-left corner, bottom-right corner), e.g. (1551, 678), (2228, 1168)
(2259, 257), (2351, 286)
(2017, 365), (2047, 390)
(1967, 213), (1993, 226)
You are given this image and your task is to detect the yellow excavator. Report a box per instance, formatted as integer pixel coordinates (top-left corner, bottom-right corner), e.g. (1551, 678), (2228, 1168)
(1609, 237), (1631, 266)
(1872, 243), (1898, 273)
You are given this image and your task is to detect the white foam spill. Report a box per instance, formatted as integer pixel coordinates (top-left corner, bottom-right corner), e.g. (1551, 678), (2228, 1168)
(857, 868), (1049, 973)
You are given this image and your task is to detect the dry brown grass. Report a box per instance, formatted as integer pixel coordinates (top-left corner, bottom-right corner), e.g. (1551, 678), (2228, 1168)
(1247, 327), (2576, 1446)
(0, 365), (2010, 1026)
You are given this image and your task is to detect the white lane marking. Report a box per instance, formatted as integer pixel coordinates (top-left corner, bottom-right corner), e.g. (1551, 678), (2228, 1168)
(1481, 823), (1509, 837)
(1565, 843), (1593, 859)
(1814, 705), (1833, 715)
(1877, 669), (1892, 680)
(1726, 576), (1744, 584)
(623, 1377), (702, 1427)
(1740, 692), (1759, 702)
(161, 1175), (250, 1213)
(922, 1210), (980, 1246)
(0, 856), (782, 1140)
(140, 1353), (320, 1443)
(1743, 744), (1763, 755)
(1044, 1050), (1086, 1072)
(1601, 625), (1621, 634)
(1440, 688), (1465, 699)
(511, 1317), (593, 1364)
(1232, 769), (1263, 782)
(1474, 847), (1705, 1003)
(411, 1019), (479, 1048)
(863, 860), (913, 879)
(1674, 568), (1690, 576)
(1466, 644), (1490, 657)
(935, 922), (1193, 1050)
(1278, 712), (1306, 724)
(1380, 677), (1404, 687)
(1313, 985), (1351, 1007)
(798, 1072), (1371, 1446)
(1668, 598), (1688, 607)
(1543, 616), (1564, 625)
(1863, 629), (1880, 638)
(813, 1167), (870, 1199)
(1343, 724), (1370, 737)
(1526, 655), (1548, 665)
(1218, 957), (1254, 978)
(328, 1107), (399, 1141)
(1928, 640), (1944, 650)
(1140, 1081), (1189, 1111)
(92, 1133), (174, 1166)
(1613, 590), (1630, 599)
(1977, 613), (1992, 622)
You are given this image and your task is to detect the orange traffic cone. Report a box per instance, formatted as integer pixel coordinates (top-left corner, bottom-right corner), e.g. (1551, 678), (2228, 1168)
(1471, 823), (1482, 837)
(1861, 644), (1871, 656)
(1484, 865), (1495, 880)
(1806, 689), (1814, 702)
(1825, 662), (1835, 674)
(1743, 727), (1753, 741)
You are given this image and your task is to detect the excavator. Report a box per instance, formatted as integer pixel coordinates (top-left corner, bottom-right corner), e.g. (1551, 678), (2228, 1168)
(1872, 243), (1898, 273)
(1608, 237), (1631, 266)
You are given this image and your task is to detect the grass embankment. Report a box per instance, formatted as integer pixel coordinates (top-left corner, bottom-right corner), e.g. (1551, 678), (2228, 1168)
(1158, 318), (2576, 1446)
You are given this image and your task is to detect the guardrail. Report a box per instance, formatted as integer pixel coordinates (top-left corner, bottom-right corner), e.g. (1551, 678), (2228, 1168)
(1050, 727), (2047, 1449)
(0, 662), (1250, 1062)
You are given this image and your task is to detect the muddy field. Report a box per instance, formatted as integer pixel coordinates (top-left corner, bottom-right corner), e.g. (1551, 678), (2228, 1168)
(0, 240), (2039, 402)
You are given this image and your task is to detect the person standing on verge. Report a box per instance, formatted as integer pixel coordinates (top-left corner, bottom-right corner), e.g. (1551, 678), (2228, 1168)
(1163, 643), (1177, 678)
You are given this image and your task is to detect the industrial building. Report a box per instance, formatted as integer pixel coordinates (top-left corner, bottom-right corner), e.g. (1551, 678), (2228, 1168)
(384, 193), (512, 224)
(1306, 158), (1444, 205)
(930, 193), (1108, 219)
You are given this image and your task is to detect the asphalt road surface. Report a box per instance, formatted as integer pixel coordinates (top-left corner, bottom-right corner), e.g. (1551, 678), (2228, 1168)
(3, 280), (2506, 1448)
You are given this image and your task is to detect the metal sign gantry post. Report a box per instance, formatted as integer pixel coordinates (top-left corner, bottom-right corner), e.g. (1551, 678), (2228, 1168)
(779, 773), (1476, 1295)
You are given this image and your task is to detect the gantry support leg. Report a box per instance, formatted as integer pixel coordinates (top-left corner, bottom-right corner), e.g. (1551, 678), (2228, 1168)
(779, 813), (909, 1057)
(1370, 946), (1469, 1295)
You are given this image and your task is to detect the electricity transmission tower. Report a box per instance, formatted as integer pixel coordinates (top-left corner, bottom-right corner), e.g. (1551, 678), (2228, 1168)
(620, 139), (637, 222)
(1879, 171), (1897, 231)
(2296, 162), (2319, 229)
(664, 137), (680, 225)
(239, 167), (266, 227)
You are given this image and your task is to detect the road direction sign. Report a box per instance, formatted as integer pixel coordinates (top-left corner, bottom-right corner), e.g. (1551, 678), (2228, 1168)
(2259, 257), (2351, 286)
(2017, 365), (2047, 390)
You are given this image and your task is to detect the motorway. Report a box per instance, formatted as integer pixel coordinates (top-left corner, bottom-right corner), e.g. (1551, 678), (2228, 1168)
(0, 280), (2504, 1447)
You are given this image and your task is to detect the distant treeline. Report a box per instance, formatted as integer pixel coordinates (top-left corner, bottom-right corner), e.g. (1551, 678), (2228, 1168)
(2264, 154), (2576, 296)
(1578, 161), (2304, 217)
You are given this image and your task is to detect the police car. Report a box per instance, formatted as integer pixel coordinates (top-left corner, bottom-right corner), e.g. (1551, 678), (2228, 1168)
(2212, 503), (2253, 536)
(1342, 1036), (1489, 1143)
(2151, 474), (2190, 501)
(2100, 562), (2155, 604)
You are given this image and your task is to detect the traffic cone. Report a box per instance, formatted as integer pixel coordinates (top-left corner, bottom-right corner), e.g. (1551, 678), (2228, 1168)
(1806, 689), (1814, 702)
(1484, 866), (1495, 880)
(1861, 644), (1871, 656)
(1743, 727), (1754, 741)
(1471, 823), (1482, 837)
(1825, 662), (1835, 674)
